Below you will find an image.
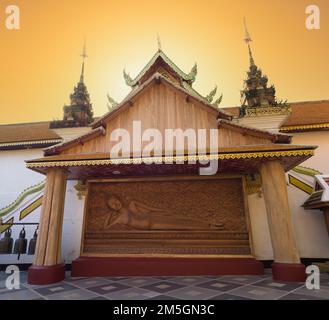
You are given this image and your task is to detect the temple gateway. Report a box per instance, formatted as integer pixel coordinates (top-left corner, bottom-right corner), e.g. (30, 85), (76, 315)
(1, 36), (328, 285)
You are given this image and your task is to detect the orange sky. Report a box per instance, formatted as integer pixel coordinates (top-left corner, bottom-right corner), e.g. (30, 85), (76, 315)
(0, 0), (328, 124)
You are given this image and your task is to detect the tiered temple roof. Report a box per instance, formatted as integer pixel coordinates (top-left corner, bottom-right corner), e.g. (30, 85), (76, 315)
(107, 47), (223, 111)
(238, 21), (290, 117)
(50, 44), (94, 128)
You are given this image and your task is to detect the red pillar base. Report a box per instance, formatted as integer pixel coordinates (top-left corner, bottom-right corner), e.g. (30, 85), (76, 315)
(27, 263), (65, 285)
(72, 256), (264, 277)
(272, 262), (306, 282)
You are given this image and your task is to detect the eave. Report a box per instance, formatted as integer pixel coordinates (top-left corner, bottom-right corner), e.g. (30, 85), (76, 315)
(44, 127), (106, 156)
(26, 144), (316, 180)
(218, 119), (292, 143)
(0, 139), (63, 151)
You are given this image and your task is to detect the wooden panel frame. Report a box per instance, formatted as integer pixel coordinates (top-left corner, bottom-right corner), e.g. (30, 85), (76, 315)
(79, 174), (253, 258)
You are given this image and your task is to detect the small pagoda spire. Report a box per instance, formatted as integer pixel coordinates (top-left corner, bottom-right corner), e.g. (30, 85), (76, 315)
(50, 41), (94, 128)
(239, 19), (290, 116)
(243, 18), (255, 66)
(80, 39), (88, 83)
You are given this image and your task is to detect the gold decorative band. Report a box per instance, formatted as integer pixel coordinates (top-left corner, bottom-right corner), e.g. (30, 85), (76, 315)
(26, 149), (314, 168)
(0, 139), (62, 148)
(280, 123), (329, 132)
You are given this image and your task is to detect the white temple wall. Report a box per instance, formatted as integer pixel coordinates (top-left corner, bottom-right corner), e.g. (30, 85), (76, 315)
(0, 149), (44, 205)
(0, 149), (44, 264)
(291, 131), (329, 174)
(61, 181), (85, 264)
(287, 184), (329, 258)
(248, 187), (329, 261)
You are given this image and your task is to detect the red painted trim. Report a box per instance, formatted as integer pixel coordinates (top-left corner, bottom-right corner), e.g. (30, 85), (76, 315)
(272, 262), (306, 282)
(27, 263), (65, 285)
(71, 256), (264, 277)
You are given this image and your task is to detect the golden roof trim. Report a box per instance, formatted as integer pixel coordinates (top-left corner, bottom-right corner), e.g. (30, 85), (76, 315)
(26, 149), (314, 169)
(0, 139), (62, 148)
(244, 105), (292, 117)
(280, 123), (329, 132)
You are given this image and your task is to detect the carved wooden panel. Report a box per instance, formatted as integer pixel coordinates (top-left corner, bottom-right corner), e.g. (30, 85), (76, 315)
(83, 177), (251, 255)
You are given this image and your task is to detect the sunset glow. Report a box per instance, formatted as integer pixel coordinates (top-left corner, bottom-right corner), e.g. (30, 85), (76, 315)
(0, 0), (328, 124)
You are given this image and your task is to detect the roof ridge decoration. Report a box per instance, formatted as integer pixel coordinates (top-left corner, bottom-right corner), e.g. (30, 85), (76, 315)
(108, 47), (224, 118)
(187, 63), (198, 82)
(214, 94), (223, 106)
(206, 86), (217, 103)
(93, 72), (231, 129)
(123, 69), (135, 87)
(107, 94), (119, 111)
(123, 50), (198, 88)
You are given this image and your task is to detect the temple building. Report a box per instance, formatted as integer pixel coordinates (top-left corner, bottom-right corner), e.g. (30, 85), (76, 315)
(0, 35), (328, 285)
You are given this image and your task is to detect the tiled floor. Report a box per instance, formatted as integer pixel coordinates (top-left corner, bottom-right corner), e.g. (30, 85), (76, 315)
(0, 270), (328, 300)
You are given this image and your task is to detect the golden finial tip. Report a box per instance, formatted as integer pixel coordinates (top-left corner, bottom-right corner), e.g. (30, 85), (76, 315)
(243, 17), (252, 44)
(81, 38), (88, 60)
(157, 34), (162, 51)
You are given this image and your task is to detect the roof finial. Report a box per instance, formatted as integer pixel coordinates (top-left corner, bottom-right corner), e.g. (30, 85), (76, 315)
(243, 18), (255, 66)
(80, 38), (88, 83)
(157, 34), (162, 51)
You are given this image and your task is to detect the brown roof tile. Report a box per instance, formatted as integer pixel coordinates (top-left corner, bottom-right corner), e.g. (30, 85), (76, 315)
(282, 100), (329, 127)
(0, 121), (61, 144)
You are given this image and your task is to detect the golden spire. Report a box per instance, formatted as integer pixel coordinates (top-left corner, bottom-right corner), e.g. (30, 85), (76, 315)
(80, 39), (88, 83)
(243, 18), (255, 66)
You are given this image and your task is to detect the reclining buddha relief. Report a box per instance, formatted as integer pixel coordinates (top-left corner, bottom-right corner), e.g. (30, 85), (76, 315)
(104, 195), (224, 230)
(85, 178), (247, 234)
(83, 177), (250, 255)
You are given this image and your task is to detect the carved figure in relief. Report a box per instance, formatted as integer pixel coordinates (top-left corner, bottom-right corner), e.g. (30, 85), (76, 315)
(104, 195), (223, 230)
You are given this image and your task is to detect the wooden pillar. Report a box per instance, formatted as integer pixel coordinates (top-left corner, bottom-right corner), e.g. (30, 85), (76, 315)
(260, 160), (305, 282)
(28, 168), (67, 285)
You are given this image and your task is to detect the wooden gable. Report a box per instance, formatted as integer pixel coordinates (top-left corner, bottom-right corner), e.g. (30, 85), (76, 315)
(48, 77), (284, 156)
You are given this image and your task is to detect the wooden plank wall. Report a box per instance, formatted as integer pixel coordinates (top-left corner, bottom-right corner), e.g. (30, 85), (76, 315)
(61, 82), (271, 155)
